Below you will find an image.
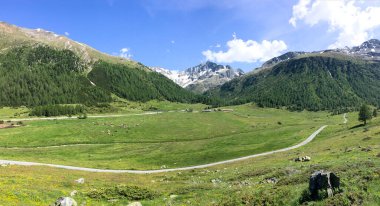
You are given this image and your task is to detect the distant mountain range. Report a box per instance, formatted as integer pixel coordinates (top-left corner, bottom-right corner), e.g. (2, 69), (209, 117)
(261, 39), (380, 69)
(151, 61), (244, 93)
(207, 39), (380, 111)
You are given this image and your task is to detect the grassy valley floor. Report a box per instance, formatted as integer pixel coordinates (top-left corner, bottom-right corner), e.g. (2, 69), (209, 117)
(0, 104), (378, 205)
(0, 105), (336, 170)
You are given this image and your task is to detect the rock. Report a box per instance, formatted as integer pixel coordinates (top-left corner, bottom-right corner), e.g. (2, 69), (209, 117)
(303, 156), (311, 161)
(127, 202), (142, 206)
(70, 190), (77, 197)
(170, 194), (178, 199)
(294, 156), (311, 162)
(262, 177), (278, 184)
(361, 147), (372, 152)
(211, 178), (222, 184)
(54, 197), (77, 206)
(75, 178), (85, 184)
(309, 170), (340, 199)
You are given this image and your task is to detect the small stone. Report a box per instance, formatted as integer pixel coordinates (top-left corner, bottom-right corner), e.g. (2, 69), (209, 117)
(263, 177), (278, 184)
(70, 190), (77, 197)
(127, 202), (142, 206)
(75, 178), (85, 184)
(170, 194), (178, 199)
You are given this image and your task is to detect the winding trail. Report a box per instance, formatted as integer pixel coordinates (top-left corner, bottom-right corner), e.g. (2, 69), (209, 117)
(343, 113), (348, 124)
(0, 125), (327, 174)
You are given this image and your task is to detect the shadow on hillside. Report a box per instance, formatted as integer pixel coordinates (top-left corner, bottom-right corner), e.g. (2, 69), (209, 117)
(349, 124), (365, 129)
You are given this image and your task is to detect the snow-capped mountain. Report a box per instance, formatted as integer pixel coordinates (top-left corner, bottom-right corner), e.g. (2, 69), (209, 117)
(151, 61), (244, 93)
(335, 39), (380, 60)
(260, 39), (380, 69)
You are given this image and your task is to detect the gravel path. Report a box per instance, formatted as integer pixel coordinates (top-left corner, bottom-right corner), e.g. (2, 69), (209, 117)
(343, 113), (348, 124)
(0, 125), (327, 174)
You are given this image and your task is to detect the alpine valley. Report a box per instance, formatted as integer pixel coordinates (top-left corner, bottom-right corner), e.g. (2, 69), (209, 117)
(0, 19), (379, 206)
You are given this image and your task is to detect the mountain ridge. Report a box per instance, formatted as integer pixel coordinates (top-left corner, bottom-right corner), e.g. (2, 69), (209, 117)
(151, 61), (244, 93)
(207, 39), (380, 112)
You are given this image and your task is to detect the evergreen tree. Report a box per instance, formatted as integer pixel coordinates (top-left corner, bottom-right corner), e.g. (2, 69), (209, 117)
(373, 109), (378, 117)
(358, 104), (372, 125)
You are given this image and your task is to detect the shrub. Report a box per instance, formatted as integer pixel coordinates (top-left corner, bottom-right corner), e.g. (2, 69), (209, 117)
(87, 185), (159, 201)
(77, 113), (87, 119)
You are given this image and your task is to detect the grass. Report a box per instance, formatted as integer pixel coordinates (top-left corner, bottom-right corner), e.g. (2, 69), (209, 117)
(0, 105), (378, 205)
(0, 104), (334, 169)
(0, 106), (29, 119)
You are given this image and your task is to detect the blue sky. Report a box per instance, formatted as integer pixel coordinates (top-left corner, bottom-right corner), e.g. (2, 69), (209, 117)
(1, 0), (380, 71)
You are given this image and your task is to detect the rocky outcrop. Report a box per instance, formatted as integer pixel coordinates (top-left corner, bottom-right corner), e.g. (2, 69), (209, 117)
(309, 171), (340, 199)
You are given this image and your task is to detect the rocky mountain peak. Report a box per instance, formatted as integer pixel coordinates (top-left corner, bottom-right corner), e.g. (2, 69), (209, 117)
(150, 61), (244, 93)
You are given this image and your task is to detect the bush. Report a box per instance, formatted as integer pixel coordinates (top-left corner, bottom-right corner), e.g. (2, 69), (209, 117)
(30, 104), (85, 117)
(77, 113), (87, 119)
(87, 185), (159, 201)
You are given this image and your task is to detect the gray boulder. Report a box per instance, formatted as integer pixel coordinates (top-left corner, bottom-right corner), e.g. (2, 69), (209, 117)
(309, 170), (340, 199)
(54, 197), (77, 206)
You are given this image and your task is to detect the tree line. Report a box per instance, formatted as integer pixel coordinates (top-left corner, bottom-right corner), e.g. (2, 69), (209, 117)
(30, 104), (85, 117)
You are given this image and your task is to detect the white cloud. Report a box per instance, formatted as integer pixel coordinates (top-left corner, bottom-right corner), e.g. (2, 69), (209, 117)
(215, 43), (221, 48)
(289, 0), (380, 48)
(119, 48), (132, 59)
(202, 34), (287, 63)
(171, 40), (175, 44)
(64, 32), (70, 36)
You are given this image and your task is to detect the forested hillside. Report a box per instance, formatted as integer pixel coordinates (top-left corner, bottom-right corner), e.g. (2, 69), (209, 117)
(0, 44), (204, 107)
(207, 56), (380, 111)
(88, 61), (199, 103)
(0, 45), (111, 107)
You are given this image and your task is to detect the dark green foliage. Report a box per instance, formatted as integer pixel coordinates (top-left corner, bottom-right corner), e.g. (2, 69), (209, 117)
(207, 56), (380, 111)
(87, 185), (159, 201)
(88, 61), (201, 103)
(0, 45), (111, 107)
(373, 109), (378, 117)
(358, 104), (373, 125)
(30, 104), (85, 117)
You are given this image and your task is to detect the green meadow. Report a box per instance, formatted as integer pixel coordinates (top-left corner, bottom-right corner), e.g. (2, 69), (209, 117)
(0, 104), (338, 170)
(0, 105), (377, 205)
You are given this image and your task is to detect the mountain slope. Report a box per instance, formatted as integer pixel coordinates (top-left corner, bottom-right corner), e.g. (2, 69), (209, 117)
(0, 22), (200, 107)
(151, 61), (244, 93)
(207, 41), (380, 111)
